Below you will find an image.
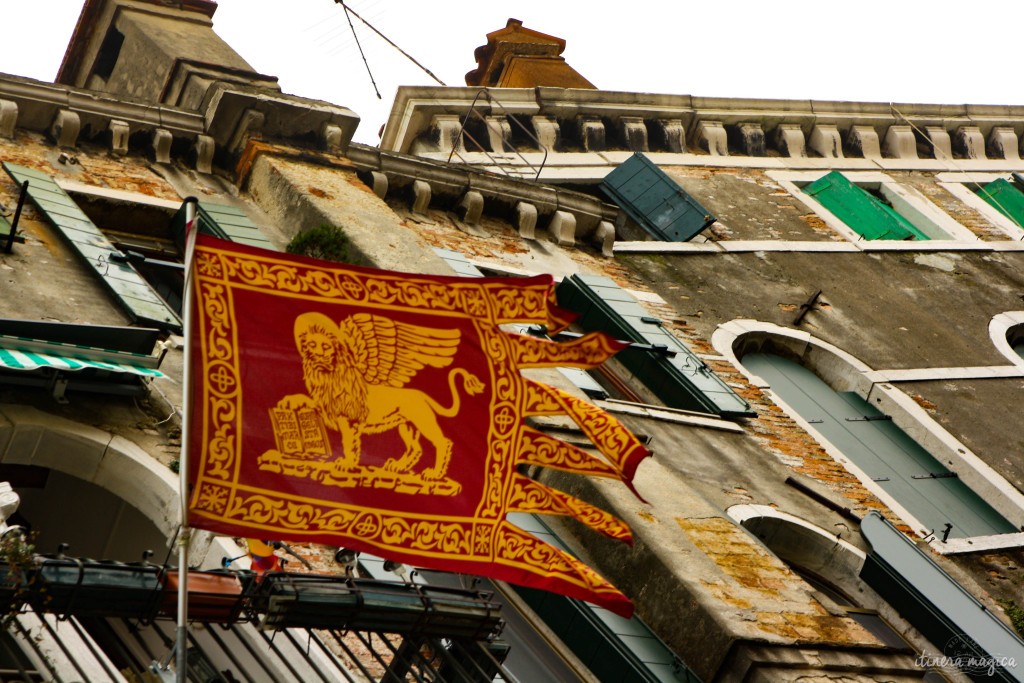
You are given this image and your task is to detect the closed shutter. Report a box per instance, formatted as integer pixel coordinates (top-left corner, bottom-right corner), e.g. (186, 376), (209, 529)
(3, 163), (182, 333)
(743, 352), (1015, 538)
(557, 274), (753, 417)
(803, 171), (927, 241)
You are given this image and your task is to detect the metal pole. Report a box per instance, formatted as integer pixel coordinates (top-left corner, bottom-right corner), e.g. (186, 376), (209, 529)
(175, 197), (200, 683)
(5, 180), (28, 254)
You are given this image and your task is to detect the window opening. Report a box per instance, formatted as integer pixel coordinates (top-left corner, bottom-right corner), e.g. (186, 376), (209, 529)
(802, 171), (929, 241)
(557, 273), (754, 417)
(976, 178), (1024, 231)
(93, 27), (124, 81)
(742, 352), (1015, 538)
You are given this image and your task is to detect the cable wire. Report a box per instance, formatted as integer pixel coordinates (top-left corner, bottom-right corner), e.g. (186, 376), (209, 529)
(889, 103), (1024, 237)
(337, 0), (380, 99)
(333, 0), (446, 86)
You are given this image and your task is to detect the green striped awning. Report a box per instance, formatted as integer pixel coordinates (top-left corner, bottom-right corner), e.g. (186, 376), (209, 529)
(0, 335), (164, 379)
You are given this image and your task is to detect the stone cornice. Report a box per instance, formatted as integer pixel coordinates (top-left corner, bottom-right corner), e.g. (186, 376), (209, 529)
(381, 87), (1024, 164)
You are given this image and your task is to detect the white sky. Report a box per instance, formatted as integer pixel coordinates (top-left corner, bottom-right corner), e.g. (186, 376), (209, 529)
(2, 1), (1023, 146)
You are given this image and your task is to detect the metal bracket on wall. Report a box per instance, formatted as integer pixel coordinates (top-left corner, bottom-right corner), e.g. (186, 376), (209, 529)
(911, 472), (958, 480)
(4, 179), (27, 254)
(792, 289), (822, 326)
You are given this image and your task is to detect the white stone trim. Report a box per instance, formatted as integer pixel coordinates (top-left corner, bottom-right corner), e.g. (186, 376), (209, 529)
(990, 311), (1024, 368)
(56, 178), (183, 210)
(712, 319), (1024, 541)
(0, 404), (239, 569)
(936, 173), (1024, 241)
(727, 503), (867, 561)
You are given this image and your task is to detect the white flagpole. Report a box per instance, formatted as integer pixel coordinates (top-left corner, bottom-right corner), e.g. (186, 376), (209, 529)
(175, 197), (200, 683)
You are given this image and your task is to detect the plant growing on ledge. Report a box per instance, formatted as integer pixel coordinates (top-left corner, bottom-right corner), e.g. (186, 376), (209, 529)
(0, 529), (37, 625)
(286, 223), (353, 263)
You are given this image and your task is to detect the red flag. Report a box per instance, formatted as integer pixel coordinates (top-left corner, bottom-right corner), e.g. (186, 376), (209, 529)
(187, 235), (649, 616)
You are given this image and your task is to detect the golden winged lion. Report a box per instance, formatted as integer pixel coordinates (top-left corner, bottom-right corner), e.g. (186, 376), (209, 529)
(276, 311), (484, 480)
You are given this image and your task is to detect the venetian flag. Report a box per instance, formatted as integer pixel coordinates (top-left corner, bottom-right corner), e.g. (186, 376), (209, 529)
(186, 234), (650, 616)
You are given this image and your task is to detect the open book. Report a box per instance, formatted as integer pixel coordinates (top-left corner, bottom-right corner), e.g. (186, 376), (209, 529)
(268, 406), (331, 459)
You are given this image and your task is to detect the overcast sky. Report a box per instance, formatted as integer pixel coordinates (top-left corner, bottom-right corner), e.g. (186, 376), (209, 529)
(2, 1), (1023, 146)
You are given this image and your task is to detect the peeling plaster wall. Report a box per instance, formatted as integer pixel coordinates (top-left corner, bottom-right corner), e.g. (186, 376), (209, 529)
(245, 153), (453, 275)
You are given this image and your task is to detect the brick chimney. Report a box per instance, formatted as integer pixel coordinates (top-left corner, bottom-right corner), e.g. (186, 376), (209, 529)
(465, 18), (595, 89)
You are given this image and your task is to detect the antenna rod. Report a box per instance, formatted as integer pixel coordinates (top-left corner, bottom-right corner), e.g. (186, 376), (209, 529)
(333, 1), (447, 86)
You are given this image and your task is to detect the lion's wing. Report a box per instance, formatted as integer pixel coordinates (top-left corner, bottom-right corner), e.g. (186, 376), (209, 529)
(339, 313), (461, 387)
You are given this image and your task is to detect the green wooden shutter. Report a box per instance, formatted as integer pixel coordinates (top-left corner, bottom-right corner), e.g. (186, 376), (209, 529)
(3, 163), (182, 333)
(977, 178), (1024, 230)
(601, 153), (716, 242)
(556, 274), (753, 417)
(743, 352), (1015, 538)
(803, 171), (927, 241)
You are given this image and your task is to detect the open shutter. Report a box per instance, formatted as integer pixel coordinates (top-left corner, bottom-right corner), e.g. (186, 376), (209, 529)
(433, 248), (607, 398)
(601, 153), (716, 242)
(978, 178), (1024, 230)
(172, 201), (275, 251)
(556, 274), (753, 418)
(803, 171), (926, 241)
(3, 163), (182, 333)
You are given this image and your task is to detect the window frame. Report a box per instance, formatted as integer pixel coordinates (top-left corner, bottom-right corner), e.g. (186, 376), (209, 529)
(769, 170), (975, 243)
(712, 320), (1024, 553)
(936, 172), (1024, 240)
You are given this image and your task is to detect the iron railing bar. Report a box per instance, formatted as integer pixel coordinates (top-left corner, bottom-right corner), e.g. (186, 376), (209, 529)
(326, 631), (377, 682)
(4, 619), (43, 683)
(452, 638), (520, 683)
(425, 637), (478, 683)
(447, 89), (550, 181)
(65, 617), (122, 682)
(200, 621), (255, 681)
(255, 624), (306, 681)
(382, 636), (431, 683)
(33, 614), (92, 683)
(278, 628), (337, 683)
(297, 628), (360, 683)
(351, 631), (400, 678)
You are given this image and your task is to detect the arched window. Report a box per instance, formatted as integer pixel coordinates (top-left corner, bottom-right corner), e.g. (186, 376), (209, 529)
(741, 351), (1015, 539)
(989, 312), (1024, 367)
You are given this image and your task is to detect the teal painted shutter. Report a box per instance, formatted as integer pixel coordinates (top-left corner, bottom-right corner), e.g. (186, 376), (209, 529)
(803, 171), (928, 241)
(510, 514), (702, 683)
(433, 248), (608, 398)
(3, 163), (182, 333)
(601, 153), (716, 242)
(978, 178), (1024, 230)
(556, 274), (753, 417)
(172, 201), (275, 252)
(197, 203), (274, 249)
(743, 352), (1015, 538)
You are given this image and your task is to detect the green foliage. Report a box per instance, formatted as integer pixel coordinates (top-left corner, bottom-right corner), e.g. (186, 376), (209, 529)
(999, 599), (1024, 638)
(0, 529), (37, 626)
(169, 459), (180, 474)
(286, 223), (353, 263)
